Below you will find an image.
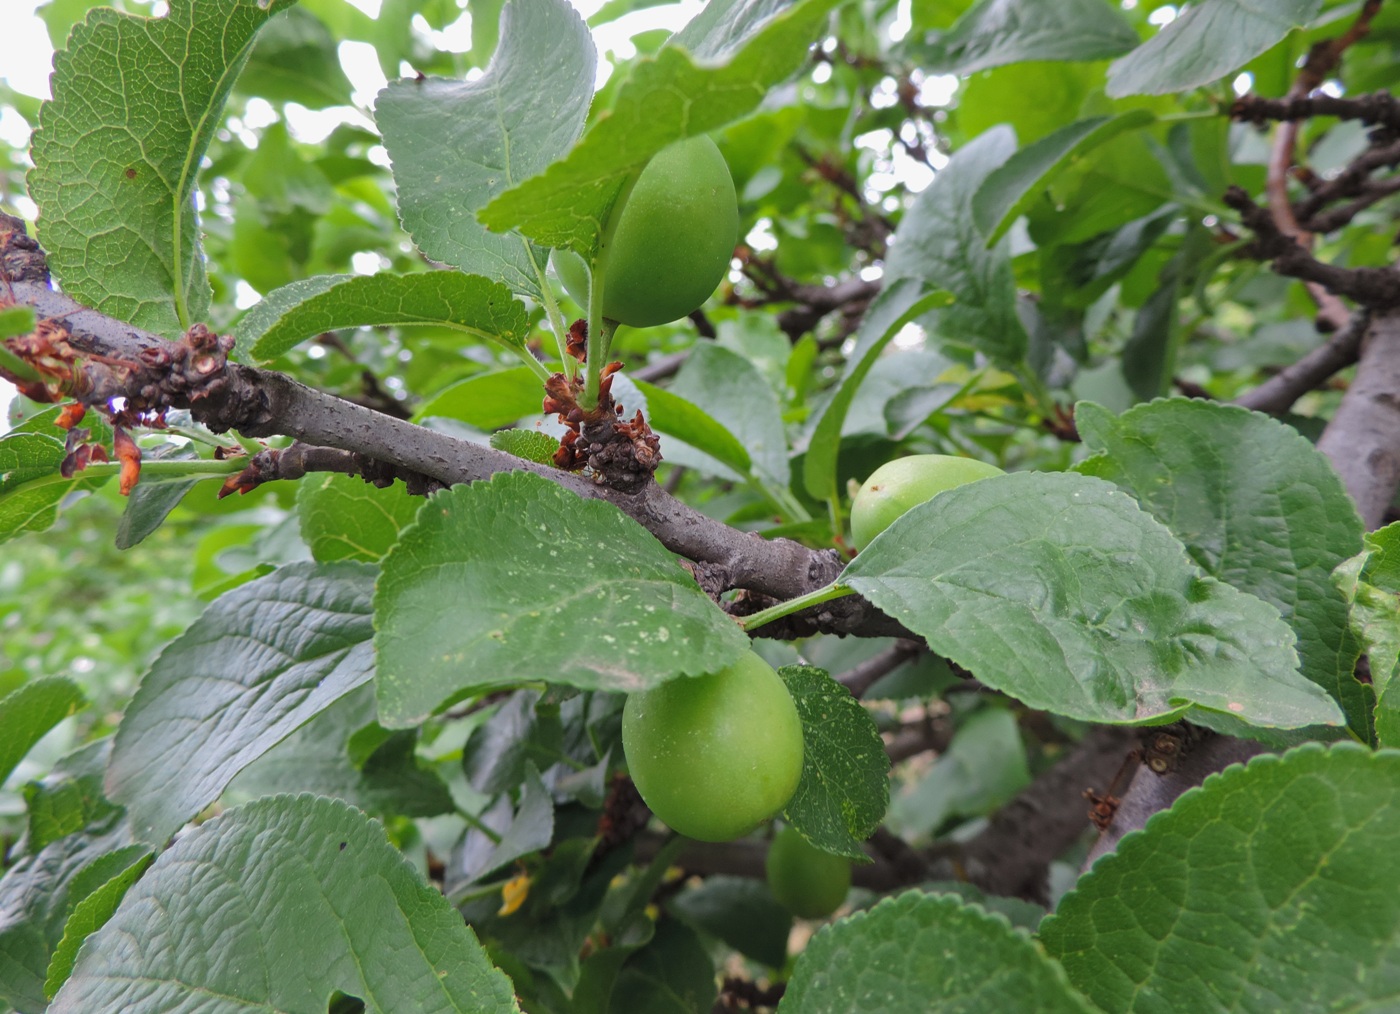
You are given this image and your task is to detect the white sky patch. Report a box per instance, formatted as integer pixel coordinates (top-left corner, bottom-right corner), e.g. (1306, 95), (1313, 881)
(340, 40), (390, 110)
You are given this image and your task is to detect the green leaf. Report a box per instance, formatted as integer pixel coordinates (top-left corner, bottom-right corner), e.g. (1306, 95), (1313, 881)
(240, 7), (355, 110)
(49, 795), (521, 1013)
(777, 665), (889, 860)
(228, 686), (453, 819)
(1333, 523), (1400, 746)
(1076, 400), (1369, 737)
(802, 279), (952, 502)
(633, 379), (754, 480)
(297, 472), (422, 563)
(885, 126), (1028, 366)
(114, 443), (202, 550)
(28, 0), (296, 335)
(0, 677), (85, 786)
(42, 850), (153, 1001)
(106, 562), (378, 844)
(973, 112), (1157, 245)
(668, 345), (788, 488)
(668, 876), (792, 969)
(916, 0), (1139, 75)
(23, 751), (121, 855)
(1106, 0), (1324, 97)
(608, 918), (717, 1014)
(479, 0), (841, 253)
(780, 891), (1093, 1013)
(840, 471), (1345, 730)
(374, 471), (747, 725)
(1041, 744), (1400, 1013)
(0, 305), (36, 338)
(0, 431), (109, 546)
(376, 0), (595, 300)
(237, 272), (532, 363)
(0, 822), (134, 1014)
(415, 366), (545, 429)
(491, 428), (562, 466)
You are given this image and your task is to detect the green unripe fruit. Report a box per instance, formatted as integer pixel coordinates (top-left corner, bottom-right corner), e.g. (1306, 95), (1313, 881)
(850, 454), (1005, 549)
(765, 825), (852, 919)
(622, 651), (803, 843)
(550, 135), (738, 328)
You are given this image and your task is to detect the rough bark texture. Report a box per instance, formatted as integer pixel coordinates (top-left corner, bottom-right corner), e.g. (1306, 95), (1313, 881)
(1317, 310), (1400, 528)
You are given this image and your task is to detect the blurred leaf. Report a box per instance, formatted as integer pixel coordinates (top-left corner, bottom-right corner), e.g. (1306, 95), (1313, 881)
(42, 850), (153, 1001)
(888, 709), (1029, 839)
(29, 0), (296, 335)
(1076, 400), (1369, 738)
(462, 690), (563, 796)
(841, 471), (1345, 730)
(415, 366), (544, 429)
(480, 0), (841, 253)
(1108, 0), (1324, 97)
(237, 272), (531, 363)
(106, 562), (378, 843)
(802, 280), (952, 502)
(49, 795), (520, 1013)
(668, 876), (792, 969)
(297, 473), (422, 563)
(241, 7), (355, 109)
(781, 891), (1093, 1013)
(886, 126), (1028, 366)
(376, 0), (595, 300)
(374, 471), (747, 725)
(0, 677), (85, 786)
(668, 345), (789, 488)
(973, 112), (1156, 244)
(1333, 522), (1400, 746)
(0, 306), (36, 339)
(1041, 744), (1400, 1013)
(778, 665), (889, 860)
(1118, 225), (1213, 400)
(916, 0), (1138, 75)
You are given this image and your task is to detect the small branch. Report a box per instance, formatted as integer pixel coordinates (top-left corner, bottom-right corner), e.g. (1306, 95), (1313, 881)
(1317, 308), (1400, 528)
(1299, 171), (1400, 233)
(1223, 187), (1400, 308)
(1232, 309), (1370, 415)
(1232, 90), (1400, 134)
(836, 640), (922, 698)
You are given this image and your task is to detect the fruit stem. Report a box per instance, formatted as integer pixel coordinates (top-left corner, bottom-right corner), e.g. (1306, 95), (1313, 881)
(737, 582), (855, 631)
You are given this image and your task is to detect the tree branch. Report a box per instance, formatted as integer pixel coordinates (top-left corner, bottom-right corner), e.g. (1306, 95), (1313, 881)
(0, 219), (911, 636)
(1232, 309), (1370, 415)
(1317, 308), (1400, 528)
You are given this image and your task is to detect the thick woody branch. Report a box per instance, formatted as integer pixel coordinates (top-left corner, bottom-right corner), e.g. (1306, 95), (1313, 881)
(960, 725), (1140, 902)
(1317, 309), (1400, 528)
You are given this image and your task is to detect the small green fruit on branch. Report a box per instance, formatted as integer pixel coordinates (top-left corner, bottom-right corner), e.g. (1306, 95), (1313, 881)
(550, 135), (739, 329)
(766, 824), (852, 919)
(849, 454), (1005, 549)
(622, 651), (803, 843)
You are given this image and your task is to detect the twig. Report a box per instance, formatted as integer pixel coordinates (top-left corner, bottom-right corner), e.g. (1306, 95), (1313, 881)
(1232, 309), (1370, 415)
(836, 640), (922, 698)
